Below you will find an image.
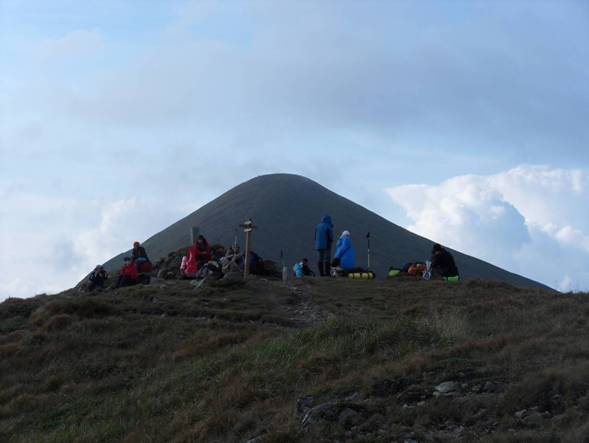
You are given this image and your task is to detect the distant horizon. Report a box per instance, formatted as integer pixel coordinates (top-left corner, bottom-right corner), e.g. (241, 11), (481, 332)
(2, 1), (589, 298)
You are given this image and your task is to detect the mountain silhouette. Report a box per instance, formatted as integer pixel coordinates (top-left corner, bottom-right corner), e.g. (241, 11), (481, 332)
(103, 173), (544, 288)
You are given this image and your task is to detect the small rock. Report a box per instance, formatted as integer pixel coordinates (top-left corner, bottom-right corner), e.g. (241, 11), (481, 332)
(338, 408), (361, 429)
(371, 378), (406, 397)
(399, 386), (430, 403)
(345, 392), (360, 401)
(296, 395), (315, 414)
(551, 414), (568, 427)
(482, 381), (496, 393)
(514, 409), (527, 419)
(522, 412), (544, 427)
(357, 413), (385, 433)
(435, 381), (459, 394)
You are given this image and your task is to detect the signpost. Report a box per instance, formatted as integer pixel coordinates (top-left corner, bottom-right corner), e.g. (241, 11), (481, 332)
(240, 219), (256, 278)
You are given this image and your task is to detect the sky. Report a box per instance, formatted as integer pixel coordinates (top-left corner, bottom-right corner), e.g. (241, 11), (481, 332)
(1, 0), (589, 299)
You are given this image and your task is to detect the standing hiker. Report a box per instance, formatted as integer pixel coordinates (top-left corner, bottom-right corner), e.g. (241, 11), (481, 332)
(315, 215), (334, 276)
(429, 243), (459, 279)
(333, 230), (356, 271)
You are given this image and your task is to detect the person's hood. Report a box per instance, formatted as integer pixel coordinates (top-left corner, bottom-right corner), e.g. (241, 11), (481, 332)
(321, 215), (333, 227)
(340, 230), (351, 238)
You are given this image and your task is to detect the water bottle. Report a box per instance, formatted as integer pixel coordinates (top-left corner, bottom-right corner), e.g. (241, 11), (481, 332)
(282, 264), (288, 283)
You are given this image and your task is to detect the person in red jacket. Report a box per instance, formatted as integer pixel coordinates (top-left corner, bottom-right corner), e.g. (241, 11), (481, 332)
(117, 257), (139, 287)
(184, 235), (212, 278)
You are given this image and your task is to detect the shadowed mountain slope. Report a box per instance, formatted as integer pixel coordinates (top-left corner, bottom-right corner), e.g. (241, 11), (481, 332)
(104, 173), (544, 288)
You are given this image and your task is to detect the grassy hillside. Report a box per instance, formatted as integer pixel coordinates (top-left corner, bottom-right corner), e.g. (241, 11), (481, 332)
(1, 277), (587, 442)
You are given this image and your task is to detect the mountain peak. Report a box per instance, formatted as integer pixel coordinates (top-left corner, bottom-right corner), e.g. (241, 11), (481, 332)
(103, 175), (544, 288)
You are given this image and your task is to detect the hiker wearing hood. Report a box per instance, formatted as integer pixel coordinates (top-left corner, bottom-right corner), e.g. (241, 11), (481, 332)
(430, 244), (459, 278)
(315, 215), (334, 276)
(334, 230), (356, 270)
(185, 235), (212, 276)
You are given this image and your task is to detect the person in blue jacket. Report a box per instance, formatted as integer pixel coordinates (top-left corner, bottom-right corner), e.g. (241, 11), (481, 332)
(333, 230), (356, 271)
(315, 215), (334, 276)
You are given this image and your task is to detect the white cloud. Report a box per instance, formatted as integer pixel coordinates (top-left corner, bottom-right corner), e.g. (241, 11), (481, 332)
(0, 192), (185, 301)
(388, 165), (589, 291)
(73, 198), (138, 266)
(36, 29), (104, 60)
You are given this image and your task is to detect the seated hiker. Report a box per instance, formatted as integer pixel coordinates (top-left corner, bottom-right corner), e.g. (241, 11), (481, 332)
(212, 245), (226, 260)
(117, 257), (139, 288)
(185, 235), (212, 278)
(221, 247), (242, 274)
(301, 258), (315, 276)
(294, 258), (316, 278)
(88, 265), (108, 291)
(220, 246), (243, 270)
(132, 241), (152, 273)
(429, 243), (459, 279)
(248, 250), (266, 275)
(333, 230), (356, 272)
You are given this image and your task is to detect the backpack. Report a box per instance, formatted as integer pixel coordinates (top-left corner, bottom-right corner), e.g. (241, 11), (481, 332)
(407, 263), (426, 275)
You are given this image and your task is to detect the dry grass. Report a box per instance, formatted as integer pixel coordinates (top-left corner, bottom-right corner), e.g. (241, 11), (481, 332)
(0, 277), (588, 442)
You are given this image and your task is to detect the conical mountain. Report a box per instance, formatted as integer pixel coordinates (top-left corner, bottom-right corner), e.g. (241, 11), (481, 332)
(103, 173), (544, 288)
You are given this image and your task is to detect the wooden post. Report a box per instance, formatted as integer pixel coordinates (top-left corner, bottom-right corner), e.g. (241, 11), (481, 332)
(190, 226), (200, 244)
(240, 219), (256, 279)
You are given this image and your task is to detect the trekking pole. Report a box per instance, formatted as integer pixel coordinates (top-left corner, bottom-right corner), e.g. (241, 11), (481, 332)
(366, 232), (371, 269)
(280, 250), (287, 283)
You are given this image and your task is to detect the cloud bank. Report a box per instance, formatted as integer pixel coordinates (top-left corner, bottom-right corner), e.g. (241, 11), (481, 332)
(0, 189), (190, 300)
(388, 165), (589, 292)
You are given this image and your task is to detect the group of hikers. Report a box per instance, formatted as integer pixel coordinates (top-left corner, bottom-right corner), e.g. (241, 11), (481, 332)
(85, 214), (459, 291)
(312, 214), (459, 280)
(87, 241), (152, 290)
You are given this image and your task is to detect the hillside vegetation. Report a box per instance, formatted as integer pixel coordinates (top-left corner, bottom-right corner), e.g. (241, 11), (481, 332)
(1, 277), (588, 442)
